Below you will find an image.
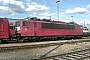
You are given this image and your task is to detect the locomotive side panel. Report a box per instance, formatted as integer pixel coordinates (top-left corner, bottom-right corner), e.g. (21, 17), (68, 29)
(15, 20), (83, 38)
(75, 25), (83, 36)
(9, 24), (16, 36)
(0, 18), (10, 38)
(35, 22), (79, 36)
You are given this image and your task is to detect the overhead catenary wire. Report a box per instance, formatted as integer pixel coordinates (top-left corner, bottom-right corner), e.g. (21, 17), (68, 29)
(63, 0), (79, 7)
(32, 0), (80, 10)
(32, 0), (67, 10)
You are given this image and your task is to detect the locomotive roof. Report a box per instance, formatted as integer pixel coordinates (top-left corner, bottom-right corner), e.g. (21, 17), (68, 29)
(16, 19), (78, 26)
(15, 17), (79, 25)
(0, 18), (8, 22)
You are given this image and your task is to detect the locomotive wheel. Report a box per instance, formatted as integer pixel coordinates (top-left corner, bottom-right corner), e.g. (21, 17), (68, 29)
(17, 38), (24, 42)
(18, 40), (24, 42)
(35, 37), (41, 42)
(0, 40), (2, 43)
(0, 39), (7, 44)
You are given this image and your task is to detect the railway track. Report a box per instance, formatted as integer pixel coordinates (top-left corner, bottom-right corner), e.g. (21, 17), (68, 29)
(0, 39), (90, 52)
(35, 49), (90, 60)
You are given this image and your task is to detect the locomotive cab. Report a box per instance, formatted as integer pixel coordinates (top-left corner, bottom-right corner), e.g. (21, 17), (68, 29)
(15, 20), (32, 41)
(15, 20), (30, 36)
(15, 20), (30, 33)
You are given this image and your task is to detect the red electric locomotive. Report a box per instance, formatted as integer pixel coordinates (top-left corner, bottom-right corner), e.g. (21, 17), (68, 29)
(0, 18), (10, 39)
(0, 18), (16, 43)
(0, 17), (83, 43)
(15, 17), (83, 41)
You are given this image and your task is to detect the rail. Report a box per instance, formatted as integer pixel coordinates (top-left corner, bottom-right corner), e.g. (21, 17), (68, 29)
(35, 49), (90, 60)
(0, 39), (90, 52)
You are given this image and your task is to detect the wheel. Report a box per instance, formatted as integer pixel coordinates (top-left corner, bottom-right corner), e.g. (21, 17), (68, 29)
(0, 40), (2, 43)
(0, 39), (7, 44)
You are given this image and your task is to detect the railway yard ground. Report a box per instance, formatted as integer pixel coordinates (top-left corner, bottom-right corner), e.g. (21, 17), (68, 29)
(0, 37), (90, 60)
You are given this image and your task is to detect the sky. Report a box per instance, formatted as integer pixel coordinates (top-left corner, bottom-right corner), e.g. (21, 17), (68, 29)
(0, 0), (90, 27)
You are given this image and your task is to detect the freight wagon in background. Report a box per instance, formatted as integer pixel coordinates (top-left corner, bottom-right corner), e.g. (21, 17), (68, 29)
(0, 17), (83, 43)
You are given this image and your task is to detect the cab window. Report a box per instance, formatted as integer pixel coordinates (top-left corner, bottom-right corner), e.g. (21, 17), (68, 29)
(15, 22), (20, 27)
(0, 20), (2, 24)
(23, 21), (29, 26)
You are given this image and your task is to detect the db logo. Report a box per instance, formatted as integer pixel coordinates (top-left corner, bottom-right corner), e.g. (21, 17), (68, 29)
(25, 28), (28, 31)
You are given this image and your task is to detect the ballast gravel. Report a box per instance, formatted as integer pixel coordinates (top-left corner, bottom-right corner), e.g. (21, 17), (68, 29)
(0, 42), (90, 60)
